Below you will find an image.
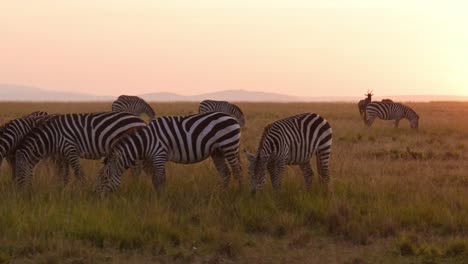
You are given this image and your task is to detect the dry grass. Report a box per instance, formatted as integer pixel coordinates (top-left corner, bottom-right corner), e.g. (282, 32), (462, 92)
(0, 101), (467, 263)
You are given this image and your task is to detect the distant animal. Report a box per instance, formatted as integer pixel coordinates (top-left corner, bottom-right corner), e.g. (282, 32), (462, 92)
(0, 112), (51, 178)
(365, 102), (419, 129)
(358, 91), (373, 120)
(245, 113), (332, 192)
(199, 100), (246, 127)
(95, 112), (241, 193)
(22, 111), (49, 119)
(112, 95), (155, 120)
(381, 99), (394, 103)
(14, 112), (146, 187)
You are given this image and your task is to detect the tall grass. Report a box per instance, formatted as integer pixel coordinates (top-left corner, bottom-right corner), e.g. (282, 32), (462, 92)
(0, 102), (467, 263)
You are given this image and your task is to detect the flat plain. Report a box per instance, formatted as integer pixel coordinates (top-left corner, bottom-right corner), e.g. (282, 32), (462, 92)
(0, 102), (467, 264)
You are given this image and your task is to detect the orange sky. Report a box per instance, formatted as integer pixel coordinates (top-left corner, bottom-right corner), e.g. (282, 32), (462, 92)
(0, 1), (467, 97)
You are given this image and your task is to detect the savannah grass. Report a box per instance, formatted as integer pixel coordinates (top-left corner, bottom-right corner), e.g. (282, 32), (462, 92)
(0, 102), (467, 263)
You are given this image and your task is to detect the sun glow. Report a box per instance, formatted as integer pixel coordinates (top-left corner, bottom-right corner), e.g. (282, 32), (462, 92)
(0, 0), (467, 98)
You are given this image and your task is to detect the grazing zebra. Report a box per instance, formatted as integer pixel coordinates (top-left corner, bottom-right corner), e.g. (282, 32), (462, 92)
(199, 100), (245, 127)
(95, 112), (241, 193)
(381, 99), (394, 103)
(112, 95), (155, 120)
(357, 91), (373, 120)
(245, 113), (332, 192)
(365, 102), (419, 129)
(14, 112), (146, 187)
(0, 112), (51, 177)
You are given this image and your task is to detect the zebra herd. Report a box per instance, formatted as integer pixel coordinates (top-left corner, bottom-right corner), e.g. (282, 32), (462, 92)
(0, 93), (418, 193)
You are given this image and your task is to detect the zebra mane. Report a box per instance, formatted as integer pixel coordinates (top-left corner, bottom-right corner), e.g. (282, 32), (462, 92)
(257, 123), (273, 152)
(232, 104), (244, 116)
(405, 106), (419, 118)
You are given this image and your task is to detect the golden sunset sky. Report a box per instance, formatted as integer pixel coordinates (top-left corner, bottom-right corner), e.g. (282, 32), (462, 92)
(1, 0), (467, 97)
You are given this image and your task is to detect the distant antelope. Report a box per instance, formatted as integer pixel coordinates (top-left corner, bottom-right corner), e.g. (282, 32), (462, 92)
(365, 102), (419, 129)
(245, 113), (332, 192)
(358, 90), (373, 121)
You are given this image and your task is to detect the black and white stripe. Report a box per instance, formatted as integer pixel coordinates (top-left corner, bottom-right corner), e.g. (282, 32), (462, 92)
(199, 100), (245, 127)
(112, 95), (155, 120)
(14, 112), (146, 187)
(365, 102), (419, 129)
(0, 112), (51, 177)
(245, 113), (332, 192)
(95, 112), (241, 193)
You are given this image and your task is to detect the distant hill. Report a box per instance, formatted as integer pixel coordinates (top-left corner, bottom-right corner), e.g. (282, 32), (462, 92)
(139, 89), (301, 102)
(1, 84), (467, 102)
(0, 84), (112, 101)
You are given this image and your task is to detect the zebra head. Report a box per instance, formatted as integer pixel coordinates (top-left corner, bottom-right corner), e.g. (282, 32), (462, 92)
(245, 151), (269, 193)
(98, 149), (127, 193)
(410, 116), (419, 129)
(14, 149), (34, 188)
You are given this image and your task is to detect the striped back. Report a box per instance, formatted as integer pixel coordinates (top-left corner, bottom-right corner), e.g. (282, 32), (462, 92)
(112, 95), (155, 120)
(366, 102), (419, 128)
(112, 111), (240, 166)
(199, 100), (245, 127)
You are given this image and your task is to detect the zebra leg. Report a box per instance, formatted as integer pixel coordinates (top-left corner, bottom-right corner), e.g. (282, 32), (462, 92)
(152, 157), (167, 190)
(223, 150), (242, 188)
(6, 156), (16, 181)
(299, 163), (314, 190)
(63, 146), (85, 183)
(270, 161), (285, 191)
(211, 151), (231, 189)
(394, 119), (400, 128)
(55, 157), (71, 185)
(366, 116), (375, 127)
(316, 149), (331, 189)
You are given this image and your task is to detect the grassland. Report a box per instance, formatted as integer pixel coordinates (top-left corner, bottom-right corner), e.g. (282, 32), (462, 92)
(0, 101), (467, 264)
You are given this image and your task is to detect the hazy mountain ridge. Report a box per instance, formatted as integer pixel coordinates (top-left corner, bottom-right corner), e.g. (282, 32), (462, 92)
(1, 84), (467, 102)
(0, 84), (113, 101)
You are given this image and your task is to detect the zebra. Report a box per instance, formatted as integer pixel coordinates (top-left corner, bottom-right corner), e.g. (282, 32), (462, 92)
(0, 112), (51, 178)
(14, 112), (146, 187)
(112, 95), (155, 120)
(95, 112), (241, 193)
(199, 100), (245, 127)
(357, 91), (373, 121)
(245, 113), (332, 192)
(365, 102), (419, 129)
(381, 99), (394, 103)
